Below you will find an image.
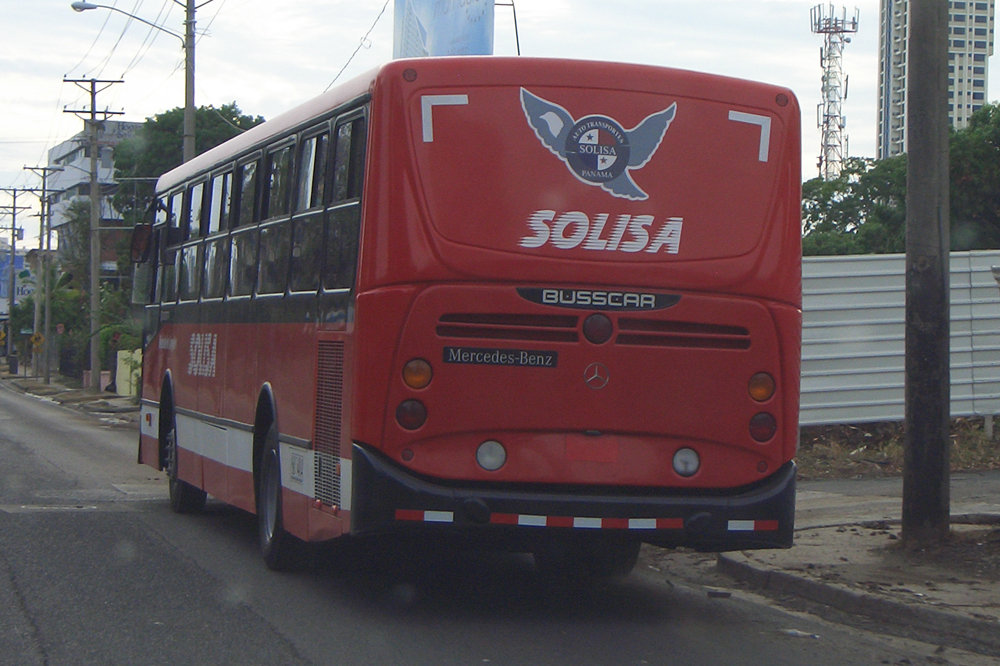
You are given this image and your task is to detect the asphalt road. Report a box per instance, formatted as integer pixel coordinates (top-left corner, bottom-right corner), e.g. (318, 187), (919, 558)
(0, 383), (973, 665)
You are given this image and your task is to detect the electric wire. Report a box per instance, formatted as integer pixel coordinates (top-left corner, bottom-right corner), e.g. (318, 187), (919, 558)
(323, 0), (390, 93)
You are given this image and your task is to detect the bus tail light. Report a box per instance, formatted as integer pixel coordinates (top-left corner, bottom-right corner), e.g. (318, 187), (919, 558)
(476, 440), (507, 471)
(403, 358), (433, 389)
(396, 400), (427, 430)
(748, 372), (775, 402)
(749, 412), (777, 442)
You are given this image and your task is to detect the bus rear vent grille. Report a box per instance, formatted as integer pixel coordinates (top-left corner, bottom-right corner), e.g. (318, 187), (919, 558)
(315, 341), (344, 506)
(616, 319), (751, 350)
(437, 313), (579, 342)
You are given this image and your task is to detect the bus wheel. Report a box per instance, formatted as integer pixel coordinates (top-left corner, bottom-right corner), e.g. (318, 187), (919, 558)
(257, 426), (301, 570)
(163, 407), (206, 514)
(533, 536), (640, 579)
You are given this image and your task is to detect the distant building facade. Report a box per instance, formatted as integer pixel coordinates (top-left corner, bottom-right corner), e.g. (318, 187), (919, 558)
(46, 120), (142, 281)
(877, 0), (995, 159)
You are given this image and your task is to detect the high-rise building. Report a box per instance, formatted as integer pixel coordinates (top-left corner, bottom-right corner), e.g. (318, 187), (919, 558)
(877, 0), (995, 159)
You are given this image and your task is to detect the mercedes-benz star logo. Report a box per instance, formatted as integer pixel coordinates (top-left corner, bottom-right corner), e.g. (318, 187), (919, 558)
(584, 362), (610, 390)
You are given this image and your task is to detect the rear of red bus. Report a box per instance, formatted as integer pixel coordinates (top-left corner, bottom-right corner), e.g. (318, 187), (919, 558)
(347, 58), (800, 556)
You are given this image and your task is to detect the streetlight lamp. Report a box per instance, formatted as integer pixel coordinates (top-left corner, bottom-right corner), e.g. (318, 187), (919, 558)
(71, 0), (202, 163)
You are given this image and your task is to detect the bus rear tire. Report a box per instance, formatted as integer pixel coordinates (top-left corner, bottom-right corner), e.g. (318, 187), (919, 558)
(257, 426), (301, 570)
(163, 406), (207, 514)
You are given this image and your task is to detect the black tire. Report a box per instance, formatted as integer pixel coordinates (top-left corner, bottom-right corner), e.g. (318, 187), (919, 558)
(257, 425), (301, 571)
(163, 404), (207, 514)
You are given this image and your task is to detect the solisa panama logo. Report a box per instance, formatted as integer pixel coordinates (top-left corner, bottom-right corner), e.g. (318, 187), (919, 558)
(520, 88), (676, 201)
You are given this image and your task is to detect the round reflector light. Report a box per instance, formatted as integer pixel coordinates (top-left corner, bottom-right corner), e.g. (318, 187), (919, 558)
(748, 372), (776, 402)
(582, 314), (614, 345)
(396, 400), (427, 430)
(476, 440), (507, 471)
(672, 448), (700, 477)
(749, 412), (777, 442)
(403, 358), (433, 389)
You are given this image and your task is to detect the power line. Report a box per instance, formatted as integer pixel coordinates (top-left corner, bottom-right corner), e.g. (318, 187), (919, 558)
(324, 0), (390, 93)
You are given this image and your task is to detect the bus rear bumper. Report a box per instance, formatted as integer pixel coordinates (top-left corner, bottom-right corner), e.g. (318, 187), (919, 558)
(350, 444), (795, 552)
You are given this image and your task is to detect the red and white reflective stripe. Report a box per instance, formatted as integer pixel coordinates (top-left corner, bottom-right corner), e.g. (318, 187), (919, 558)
(395, 509), (455, 523)
(727, 519), (780, 532)
(395, 510), (684, 530)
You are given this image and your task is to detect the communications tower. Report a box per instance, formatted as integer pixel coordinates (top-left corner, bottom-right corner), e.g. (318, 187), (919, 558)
(811, 4), (859, 179)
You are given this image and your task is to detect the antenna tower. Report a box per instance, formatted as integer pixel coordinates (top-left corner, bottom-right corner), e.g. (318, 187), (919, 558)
(811, 4), (859, 179)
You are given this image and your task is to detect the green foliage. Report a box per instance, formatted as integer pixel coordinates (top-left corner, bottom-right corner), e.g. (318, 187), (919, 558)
(802, 103), (1000, 255)
(112, 102), (265, 224)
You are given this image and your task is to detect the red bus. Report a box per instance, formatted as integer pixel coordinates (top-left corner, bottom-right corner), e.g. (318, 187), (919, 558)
(134, 57), (801, 575)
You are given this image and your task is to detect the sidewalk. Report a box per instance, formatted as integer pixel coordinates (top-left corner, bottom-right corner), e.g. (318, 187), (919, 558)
(714, 475), (1000, 657)
(1, 368), (140, 426)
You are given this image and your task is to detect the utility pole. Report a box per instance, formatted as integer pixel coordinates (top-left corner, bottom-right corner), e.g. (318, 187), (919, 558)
(183, 0), (197, 162)
(64, 77), (123, 392)
(903, 0), (951, 546)
(0, 189), (33, 359)
(24, 166), (63, 381)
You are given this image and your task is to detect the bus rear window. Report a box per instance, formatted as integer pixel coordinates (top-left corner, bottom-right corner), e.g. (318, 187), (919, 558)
(411, 85), (789, 262)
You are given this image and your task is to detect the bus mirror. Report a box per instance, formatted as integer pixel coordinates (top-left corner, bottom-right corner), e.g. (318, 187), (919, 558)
(131, 224), (153, 263)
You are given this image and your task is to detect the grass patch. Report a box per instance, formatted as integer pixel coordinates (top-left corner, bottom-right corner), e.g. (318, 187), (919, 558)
(797, 418), (1000, 480)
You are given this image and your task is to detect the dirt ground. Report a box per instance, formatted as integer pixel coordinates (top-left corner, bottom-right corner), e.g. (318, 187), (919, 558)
(796, 419), (1000, 582)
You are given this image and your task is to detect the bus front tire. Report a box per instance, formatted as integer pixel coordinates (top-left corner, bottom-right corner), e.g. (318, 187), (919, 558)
(257, 427), (301, 571)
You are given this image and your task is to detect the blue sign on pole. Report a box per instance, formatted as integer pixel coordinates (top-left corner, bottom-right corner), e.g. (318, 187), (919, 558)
(394, 0), (494, 59)
(0, 254), (30, 318)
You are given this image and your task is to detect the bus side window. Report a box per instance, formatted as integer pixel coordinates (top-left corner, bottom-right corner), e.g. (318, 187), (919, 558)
(324, 207), (359, 290)
(236, 158), (259, 227)
(333, 117), (366, 202)
(187, 181), (206, 238)
(263, 144), (293, 220)
(229, 228), (258, 297)
(258, 221), (291, 295)
(295, 131), (329, 212)
(207, 171), (232, 234)
(203, 236), (229, 299)
(178, 242), (202, 301)
(160, 249), (178, 303)
(168, 191), (183, 230)
(289, 218), (323, 292)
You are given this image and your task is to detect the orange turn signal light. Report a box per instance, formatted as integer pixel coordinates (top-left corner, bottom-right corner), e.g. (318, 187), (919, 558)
(748, 372), (775, 402)
(403, 358), (433, 389)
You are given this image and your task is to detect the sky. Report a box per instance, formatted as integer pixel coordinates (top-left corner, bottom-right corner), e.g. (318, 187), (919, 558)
(1, 0), (997, 246)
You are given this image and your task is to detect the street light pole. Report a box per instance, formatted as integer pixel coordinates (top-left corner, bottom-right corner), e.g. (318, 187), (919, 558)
(71, 0), (211, 163)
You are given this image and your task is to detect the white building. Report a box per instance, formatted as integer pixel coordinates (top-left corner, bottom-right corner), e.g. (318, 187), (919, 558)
(46, 120), (142, 255)
(877, 0), (995, 159)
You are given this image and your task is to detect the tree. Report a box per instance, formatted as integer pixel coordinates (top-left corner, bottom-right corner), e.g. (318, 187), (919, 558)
(112, 102), (264, 224)
(950, 105), (1000, 249)
(802, 103), (1000, 255)
(801, 156), (906, 255)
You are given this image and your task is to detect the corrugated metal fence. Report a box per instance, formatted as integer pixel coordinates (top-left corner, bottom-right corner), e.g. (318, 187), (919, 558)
(801, 251), (1000, 426)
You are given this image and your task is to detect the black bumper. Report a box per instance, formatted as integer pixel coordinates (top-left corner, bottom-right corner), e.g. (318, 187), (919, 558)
(350, 444), (795, 552)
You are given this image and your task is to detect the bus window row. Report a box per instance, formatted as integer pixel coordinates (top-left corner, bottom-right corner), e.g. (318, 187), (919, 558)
(153, 111), (366, 304)
(155, 113), (366, 242)
(159, 208), (360, 303)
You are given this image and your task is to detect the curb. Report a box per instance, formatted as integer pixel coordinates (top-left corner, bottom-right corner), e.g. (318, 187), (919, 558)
(716, 552), (1000, 657)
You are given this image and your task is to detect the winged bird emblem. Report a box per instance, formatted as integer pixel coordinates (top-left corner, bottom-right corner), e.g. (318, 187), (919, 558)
(521, 88), (677, 201)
